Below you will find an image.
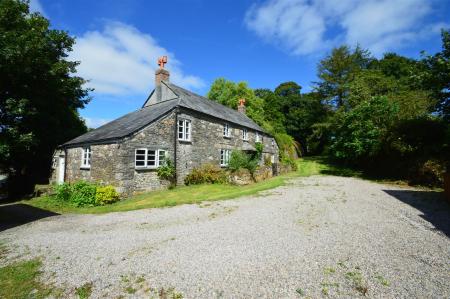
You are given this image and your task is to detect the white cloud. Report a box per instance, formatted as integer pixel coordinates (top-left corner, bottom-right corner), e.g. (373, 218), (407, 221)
(83, 117), (111, 129)
(70, 22), (205, 96)
(245, 0), (446, 56)
(29, 0), (47, 17)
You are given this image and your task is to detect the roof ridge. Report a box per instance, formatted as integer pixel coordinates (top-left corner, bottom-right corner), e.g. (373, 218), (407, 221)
(168, 82), (262, 125)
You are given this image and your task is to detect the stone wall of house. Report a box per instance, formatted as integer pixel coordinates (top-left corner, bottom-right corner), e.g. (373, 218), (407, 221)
(60, 108), (280, 194)
(115, 111), (176, 194)
(65, 143), (120, 185)
(175, 109), (279, 185)
(63, 111), (176, 195)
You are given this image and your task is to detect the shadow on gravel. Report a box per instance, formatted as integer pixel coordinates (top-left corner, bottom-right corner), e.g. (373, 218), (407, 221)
(384, 190), (450, 238)
(0, 203), (59, 232)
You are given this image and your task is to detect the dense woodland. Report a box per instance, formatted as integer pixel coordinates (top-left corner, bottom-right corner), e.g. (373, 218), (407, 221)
(0, 0), (449, 198)
(207, 32), (450, 187)
(0, 1), (90, 197)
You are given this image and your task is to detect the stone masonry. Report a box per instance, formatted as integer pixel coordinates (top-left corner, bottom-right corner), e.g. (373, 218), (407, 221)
(55, 108), (279, 195)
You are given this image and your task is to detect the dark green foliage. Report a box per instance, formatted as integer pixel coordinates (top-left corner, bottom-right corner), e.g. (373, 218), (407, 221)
(307, 33), (450, 186)
(315, 45), (373, 108)
(184, 164), (228, 185)
(207, 78), (265, 125)
(274, 81), (301, 96)
(55, 183), (72, 202)
(0, 0), (90, 198)
(330, 96), (399, 162)
(281, 157), (298, 171)
(228, 150), (258, 174)
(54, 181), (120, 206)
(255, 142), (263, 160)
(157, 158), (176, 182)
(69, 181), (97, 207)
(420, 29), (450, 119)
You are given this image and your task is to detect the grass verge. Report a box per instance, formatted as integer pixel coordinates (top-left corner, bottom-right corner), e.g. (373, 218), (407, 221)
(24, 168), (304, 214)
(0, 258), (55, 299)
(22, 157), (404, 215)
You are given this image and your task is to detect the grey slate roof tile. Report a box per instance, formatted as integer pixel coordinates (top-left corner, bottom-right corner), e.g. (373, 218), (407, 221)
(64, 82), (265, 146)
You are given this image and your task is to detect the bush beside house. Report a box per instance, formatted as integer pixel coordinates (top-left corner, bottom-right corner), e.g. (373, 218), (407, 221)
(55, 181), (119, 207)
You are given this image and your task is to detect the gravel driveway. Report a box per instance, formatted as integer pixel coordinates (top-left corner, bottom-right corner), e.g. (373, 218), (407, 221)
(1, 176), (449, 298)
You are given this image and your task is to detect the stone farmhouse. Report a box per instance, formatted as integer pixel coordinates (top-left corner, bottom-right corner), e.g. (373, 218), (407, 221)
(50, 57), (279, 194)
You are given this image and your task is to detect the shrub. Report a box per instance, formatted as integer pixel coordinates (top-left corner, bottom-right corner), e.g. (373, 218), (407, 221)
(281, 157), (298, 171)
(95, 185), (120, 205)
(409, 159), (445, 186)
(184, 164), (228, 185)
(70, 181), (97, 207)
(157, 158), (176, 182)
(55, 182), (71, 201)
(228, 151), (250, 172)
(264, 155), (273, 166)
(228, 150), (259, 174)
(53, 181), (119, 207)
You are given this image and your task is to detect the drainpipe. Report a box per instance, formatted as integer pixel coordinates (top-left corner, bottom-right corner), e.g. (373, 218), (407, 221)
(174, 108), (179, 185)
(63, 147), (67, 182)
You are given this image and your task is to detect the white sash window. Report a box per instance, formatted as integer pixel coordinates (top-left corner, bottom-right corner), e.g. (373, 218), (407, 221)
(178, 119), (191, 141)
(81, 147), (91, 168)
(135, 149), (166, 168)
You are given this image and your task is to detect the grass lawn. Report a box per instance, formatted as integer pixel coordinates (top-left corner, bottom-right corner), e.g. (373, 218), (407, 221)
(22, 157), (364, 215)
(0, 258), (58, 299)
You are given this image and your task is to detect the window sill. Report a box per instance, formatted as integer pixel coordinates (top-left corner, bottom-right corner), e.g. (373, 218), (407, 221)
(135, 167), (158, 171)
(178, 139), (192, 144)
(80, 167), (91, 170)
(223, 135), (232, 139)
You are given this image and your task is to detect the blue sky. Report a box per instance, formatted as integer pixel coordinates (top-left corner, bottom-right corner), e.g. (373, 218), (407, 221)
(32, 0), (449, 128)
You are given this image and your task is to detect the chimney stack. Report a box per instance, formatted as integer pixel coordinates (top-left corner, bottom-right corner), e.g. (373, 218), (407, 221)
(155, 56), (169, 102)
(238, 98), (246, 114)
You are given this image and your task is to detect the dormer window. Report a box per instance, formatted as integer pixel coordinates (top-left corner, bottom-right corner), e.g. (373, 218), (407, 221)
(223, 123), (231, 138)
(242, 129), (248, 141)
(178, 119), (191, 141)
(81, 147), (91, 168)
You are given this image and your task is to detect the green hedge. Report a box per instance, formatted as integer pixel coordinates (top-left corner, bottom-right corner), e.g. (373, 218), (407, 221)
(54, 181), (120, 207)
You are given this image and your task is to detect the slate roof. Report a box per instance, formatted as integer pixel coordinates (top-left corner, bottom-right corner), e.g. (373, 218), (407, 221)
(63, 82), (266, 146)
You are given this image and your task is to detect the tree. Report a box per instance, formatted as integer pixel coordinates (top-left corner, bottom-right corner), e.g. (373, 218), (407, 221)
(421, 29), (450, 119)
(274, 81), (301, 97)
(0, 0), (90, 197)
(207, 78), (265, 125)
(330, 96), (399, 163)
(315, 45), (373, 108)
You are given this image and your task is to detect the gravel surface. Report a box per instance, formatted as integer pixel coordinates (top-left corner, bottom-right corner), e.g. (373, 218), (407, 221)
(1, 175), (449, 298)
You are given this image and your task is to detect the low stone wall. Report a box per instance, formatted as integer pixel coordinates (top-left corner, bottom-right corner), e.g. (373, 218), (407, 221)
(229, 169), (253, 185)
(228, 163), (294, 185)
(254, 165), (273, 182)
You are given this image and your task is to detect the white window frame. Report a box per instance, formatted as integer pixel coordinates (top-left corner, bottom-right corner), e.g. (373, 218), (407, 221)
(223, 123), (231, 138)
(135, 148), (166, 169)
(220, 149), (231, 167)
(256, 132), (261, 143)
(242, 128), (248, 141)
(81, 147), (91, 168)
(178, 119), (191, 141)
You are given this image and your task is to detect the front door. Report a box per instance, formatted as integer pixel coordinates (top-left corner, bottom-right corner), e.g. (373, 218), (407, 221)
(57, 156), (65, 184)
